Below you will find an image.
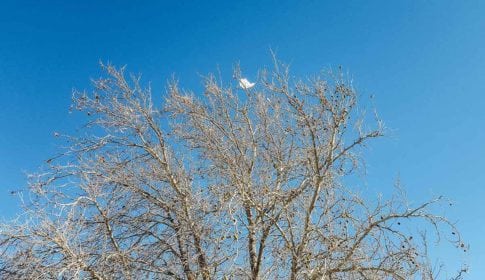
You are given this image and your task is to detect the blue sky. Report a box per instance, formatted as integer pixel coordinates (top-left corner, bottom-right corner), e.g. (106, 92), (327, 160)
(1, 0), (484, 278)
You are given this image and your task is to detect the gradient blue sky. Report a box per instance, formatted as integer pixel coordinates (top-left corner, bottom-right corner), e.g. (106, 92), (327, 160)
(1, 1), (484, 278)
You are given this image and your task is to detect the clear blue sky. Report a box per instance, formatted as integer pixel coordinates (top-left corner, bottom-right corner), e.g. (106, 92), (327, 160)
(1, 1), (484, 278)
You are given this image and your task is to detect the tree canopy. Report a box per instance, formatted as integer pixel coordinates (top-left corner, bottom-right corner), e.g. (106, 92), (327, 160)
(0, 60), (466, 279)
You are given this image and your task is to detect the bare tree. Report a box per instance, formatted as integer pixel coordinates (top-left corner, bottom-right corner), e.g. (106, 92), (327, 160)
(0, 59), (466, 279)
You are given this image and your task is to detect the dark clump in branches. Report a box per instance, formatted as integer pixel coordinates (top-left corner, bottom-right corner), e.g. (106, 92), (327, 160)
(0, 59), (466, 279)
